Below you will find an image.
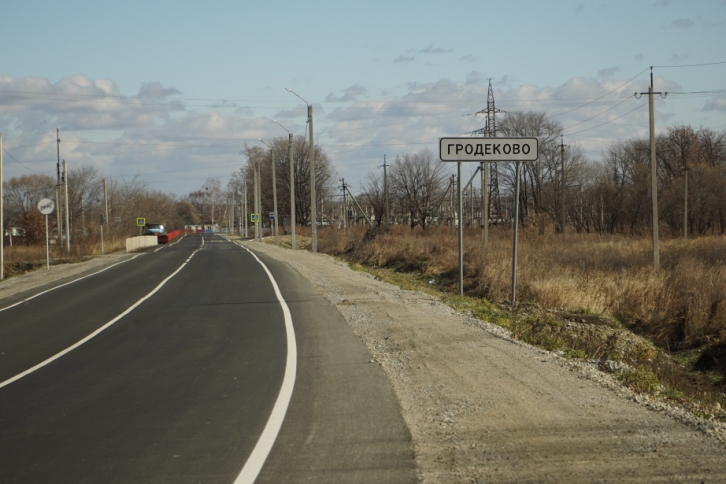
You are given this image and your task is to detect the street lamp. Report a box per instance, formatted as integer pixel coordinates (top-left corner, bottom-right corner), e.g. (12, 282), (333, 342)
(240, 148), (261, 239)
(285, 87), (317, 253)
(272, 119), (296, 250)
(258, 138), (279, 246)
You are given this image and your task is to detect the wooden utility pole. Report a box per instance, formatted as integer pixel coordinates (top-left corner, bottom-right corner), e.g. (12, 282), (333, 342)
(63, 160), (70, 253)
(636, 67), (666, 271)
(341, 179), (348, 235)
(383, 155), (389, 226)
(560, 135), (567, 237)
(56, 129), (63, 246)
(103, 179), (109, 236)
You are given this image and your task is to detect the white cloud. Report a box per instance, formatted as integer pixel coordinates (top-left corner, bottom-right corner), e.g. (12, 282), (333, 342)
(138, 82), (181, 98)
(393, 54), (415, 64)
(417, 45), (452, 54)
(703, 97), (726, 112)
(671, 18), (694, 28)
(325, 85), (367, 102)
(597, 66), (620, 78)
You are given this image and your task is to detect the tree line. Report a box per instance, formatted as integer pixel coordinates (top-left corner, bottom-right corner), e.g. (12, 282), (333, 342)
(359, 112), (726, 236)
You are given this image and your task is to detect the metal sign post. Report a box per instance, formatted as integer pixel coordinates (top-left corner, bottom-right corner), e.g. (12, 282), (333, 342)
(440, 137), (538, 305)
(38, 198), (55, 270)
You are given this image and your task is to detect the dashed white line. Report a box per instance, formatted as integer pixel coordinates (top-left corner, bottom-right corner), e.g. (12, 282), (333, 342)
(0, 245), (202, 390)
(0, 254), (143, 313)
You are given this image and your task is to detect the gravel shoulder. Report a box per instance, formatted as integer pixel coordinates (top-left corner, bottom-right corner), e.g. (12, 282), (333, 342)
(246, 240), (726, 484)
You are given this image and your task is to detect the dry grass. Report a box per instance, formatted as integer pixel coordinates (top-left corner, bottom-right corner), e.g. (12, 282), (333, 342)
(316, 224), (726, 397)
(322, 225), (726, 349)
(2, 236), (126, 278)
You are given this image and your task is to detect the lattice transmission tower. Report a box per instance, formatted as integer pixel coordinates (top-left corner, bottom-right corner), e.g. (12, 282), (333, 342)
(470, 80), (504, 220)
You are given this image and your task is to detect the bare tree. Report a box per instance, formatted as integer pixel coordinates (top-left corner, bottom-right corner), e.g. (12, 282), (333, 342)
(245, 136), (336, 226)
(362, 170), (386, 227)
(389, 149), (447, 230)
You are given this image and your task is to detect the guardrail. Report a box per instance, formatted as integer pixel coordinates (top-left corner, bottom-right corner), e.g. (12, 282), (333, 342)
(126, 235), (158, 253)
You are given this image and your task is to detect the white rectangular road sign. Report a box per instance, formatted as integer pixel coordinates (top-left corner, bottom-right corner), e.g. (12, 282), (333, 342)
(439, 137), (539, 162)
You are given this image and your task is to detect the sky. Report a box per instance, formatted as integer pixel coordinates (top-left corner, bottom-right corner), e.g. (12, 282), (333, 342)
(1, 0), (725, 197)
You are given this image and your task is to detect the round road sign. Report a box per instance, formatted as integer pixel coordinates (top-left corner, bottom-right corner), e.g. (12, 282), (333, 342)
(38, 198), (55, 215)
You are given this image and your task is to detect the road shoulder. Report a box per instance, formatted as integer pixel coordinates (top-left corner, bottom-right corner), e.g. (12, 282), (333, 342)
(245, 240), (726, 484)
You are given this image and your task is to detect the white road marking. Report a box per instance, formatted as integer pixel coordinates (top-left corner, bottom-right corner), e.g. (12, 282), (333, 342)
(154, 234), (186, 252)
(0, 255), (143, 313)
(0, 248), (201, 390)
(233, 242), (297, 484)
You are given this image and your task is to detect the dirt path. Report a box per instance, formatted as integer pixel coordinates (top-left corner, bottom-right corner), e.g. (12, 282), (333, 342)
(247, 240), (726, 484)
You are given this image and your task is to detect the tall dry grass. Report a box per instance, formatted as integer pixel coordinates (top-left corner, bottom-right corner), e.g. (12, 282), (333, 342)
(317, 224), (726, 351)
(2, 235), (127, 278)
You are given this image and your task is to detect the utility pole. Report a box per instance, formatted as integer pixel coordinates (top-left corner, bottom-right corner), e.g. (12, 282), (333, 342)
(383, 155), (389, 226)
(81, 197), (85, 235)
(103, 179), (108, 237)
(457, 162), (464, 296)
(56, 129), (63, 247)
(285, 88), (316, 251)
(272, 120), (296, 249)
(259, 138), (280, 245)
(63, 160), (70, 253)
(308, 104), (317, 251)
(682, 164), (690, 239)
(341, 178), (349, 235)
(270, 146), (279, 245)
(0, 133), (3, 281)
(560, 135), (568, 237)
(253, 163), (259, 239)
(636, 67), (667, 271)
(289, 133), (296, 249)
(243, 180), (248, 237)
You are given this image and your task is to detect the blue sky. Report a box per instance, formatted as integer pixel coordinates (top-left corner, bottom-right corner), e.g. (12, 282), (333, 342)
(2, 0), (725, 195)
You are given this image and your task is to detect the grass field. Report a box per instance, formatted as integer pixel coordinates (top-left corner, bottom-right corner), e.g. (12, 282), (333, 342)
(1, 236), (126, 278)
(311, 223), (726, 416)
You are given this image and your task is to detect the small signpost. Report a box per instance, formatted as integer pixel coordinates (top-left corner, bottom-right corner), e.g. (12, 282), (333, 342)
(269, 211), (275, 220)
(439, 137), (539, 305)
(136, 217), (146, 235)
(37, 198), (55, 270)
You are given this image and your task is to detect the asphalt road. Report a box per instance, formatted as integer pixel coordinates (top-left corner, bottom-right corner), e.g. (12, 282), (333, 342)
(0, 234), (416, 483)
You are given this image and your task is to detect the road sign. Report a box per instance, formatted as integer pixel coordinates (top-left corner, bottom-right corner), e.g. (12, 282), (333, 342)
(250, 213), (260, 223)
(269, 211), (275, 220)
(439, 137), (539, 162)
(136, 217), (146, 226)
(37, 198), (55, 215)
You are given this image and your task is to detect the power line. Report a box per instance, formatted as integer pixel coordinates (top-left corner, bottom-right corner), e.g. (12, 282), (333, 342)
(652, 60), (726, 68)
(565, 101), (648, 136)
(548, 67), (650, 119)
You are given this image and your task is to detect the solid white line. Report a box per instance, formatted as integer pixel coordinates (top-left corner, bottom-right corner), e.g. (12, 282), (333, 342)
(0, 254), (143, 313)
(233, 244), (297, 484)
(0, 248), (201, 390)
